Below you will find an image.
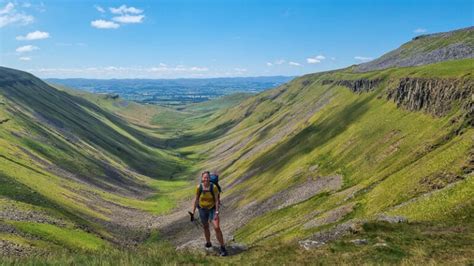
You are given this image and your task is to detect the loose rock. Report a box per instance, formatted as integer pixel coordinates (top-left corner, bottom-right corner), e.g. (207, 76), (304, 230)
(299, 240), (326, 250)
(350, 239), (368, 245)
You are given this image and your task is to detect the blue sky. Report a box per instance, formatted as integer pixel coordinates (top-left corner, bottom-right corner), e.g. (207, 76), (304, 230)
(0, 0), (472, 78)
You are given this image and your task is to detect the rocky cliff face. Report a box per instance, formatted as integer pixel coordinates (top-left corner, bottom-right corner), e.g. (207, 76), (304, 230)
(324, 76), (473, 119)
(322, 78), (382, 93)
(386, 78), (473, 117)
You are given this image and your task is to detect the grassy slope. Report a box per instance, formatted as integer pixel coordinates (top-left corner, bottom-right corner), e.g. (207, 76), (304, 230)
(0, 69), (248, 258)
(355, 26), (474, 71)
(175, 59), (473, 254)
(1, 58), (472, 264)
(399, 27), (474, 56)
(0, 67), (193, 253)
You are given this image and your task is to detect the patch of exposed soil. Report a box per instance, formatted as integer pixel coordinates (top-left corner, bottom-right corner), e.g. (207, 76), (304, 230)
(0, 240), (40, 257)
(0, 205), (66, 227)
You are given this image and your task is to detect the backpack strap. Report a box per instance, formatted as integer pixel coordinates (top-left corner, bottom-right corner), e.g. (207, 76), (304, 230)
(197, 183), (216, 209)
(209, 183), (216, 205)
(196, 183), (203, 208)
(199, 183), (203, 195)
(215, 183), (222, 193)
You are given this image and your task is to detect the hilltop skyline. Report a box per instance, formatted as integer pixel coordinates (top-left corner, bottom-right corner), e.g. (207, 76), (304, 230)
(0, 0), (472, 78)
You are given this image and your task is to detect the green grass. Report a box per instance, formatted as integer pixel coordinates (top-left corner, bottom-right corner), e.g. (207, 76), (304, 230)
(99, 179), (191, 215)
(199, 59), (473, 243)
(389, 175), (474, 222)
(2, 220), (472, 265)
(10, 222), (109, 251)
(0, 56), (473, 264)
(401, 27), (474, 55)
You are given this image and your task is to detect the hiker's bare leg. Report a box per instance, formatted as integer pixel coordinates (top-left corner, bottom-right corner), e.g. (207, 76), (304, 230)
(212, 216), (225, 246)
(203, 222), (211, 244)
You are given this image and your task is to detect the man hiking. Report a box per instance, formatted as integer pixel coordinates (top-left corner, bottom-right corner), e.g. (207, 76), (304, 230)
(191, 171), (228, 256)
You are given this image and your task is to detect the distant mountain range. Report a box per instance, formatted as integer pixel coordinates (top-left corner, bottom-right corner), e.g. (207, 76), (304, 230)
(46, 76), (294, 105)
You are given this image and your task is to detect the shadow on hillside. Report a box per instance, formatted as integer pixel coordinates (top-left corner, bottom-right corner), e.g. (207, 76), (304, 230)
(68, 94), (169, 149)
(246, 93), (376, 174)
(2, 77), (181, 179)
(164, 120), (238, 149)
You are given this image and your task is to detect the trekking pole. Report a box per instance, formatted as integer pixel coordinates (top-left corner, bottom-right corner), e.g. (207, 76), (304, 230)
(188, 211), (203, 228)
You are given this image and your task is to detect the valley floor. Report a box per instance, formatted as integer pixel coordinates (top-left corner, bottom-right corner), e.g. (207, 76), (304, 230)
(1, 58), (473, 265)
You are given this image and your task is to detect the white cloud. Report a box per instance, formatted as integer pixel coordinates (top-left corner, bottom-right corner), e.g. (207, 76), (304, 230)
(16, 45), (39, 53)
(0, 2), (34, 28)
(91, 19), (120, 29)
(306, 54), (326, 64)
(234, 68), (247, 72)
(354, 56), (373, 62)
(306, 58), (320, 64)
(159, 63), (167, 67)
(95, 5), (105, 13)
(110, 5), (143, 15)
(413, 28), (427, 33)
(0, 2), (14, 14)
(266, 62), (273, 66)
(16, 30), (50, 40)
(93, 5), (145, 27)
(19, 56), (31, 61)
(289, 61), (301, 66)
(112, 14), (144, 24)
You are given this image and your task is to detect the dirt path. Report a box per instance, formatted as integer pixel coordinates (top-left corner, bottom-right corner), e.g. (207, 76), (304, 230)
(151, 174), (343, 249)
(0, 172), (343, 257)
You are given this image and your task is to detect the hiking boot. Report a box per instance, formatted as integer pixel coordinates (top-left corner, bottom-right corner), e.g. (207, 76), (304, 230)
(219, 246), (228, 257)
(205, 242), (212, 249)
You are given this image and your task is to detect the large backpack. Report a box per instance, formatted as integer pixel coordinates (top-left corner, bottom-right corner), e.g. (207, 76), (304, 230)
(210, 174), (222, 193)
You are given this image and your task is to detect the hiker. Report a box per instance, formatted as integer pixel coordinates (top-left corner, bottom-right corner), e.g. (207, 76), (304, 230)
(191, 171), (228, 256)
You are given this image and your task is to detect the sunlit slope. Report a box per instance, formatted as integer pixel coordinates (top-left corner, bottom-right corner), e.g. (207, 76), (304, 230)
(0, 67), (187, 252)
(183, 59), (473, 244)
(355, 26), (473, 72)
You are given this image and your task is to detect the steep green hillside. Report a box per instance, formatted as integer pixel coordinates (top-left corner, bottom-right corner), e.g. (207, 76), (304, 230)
(0, 67), (195, 256)
(1, 28), (473, 264)
(188, 59), (473, 244)
(142, 57), (472, 265)
(3, 58), (471, 265)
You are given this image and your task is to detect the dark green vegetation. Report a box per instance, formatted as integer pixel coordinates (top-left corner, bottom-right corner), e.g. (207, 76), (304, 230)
(1, 27), (473, 264)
